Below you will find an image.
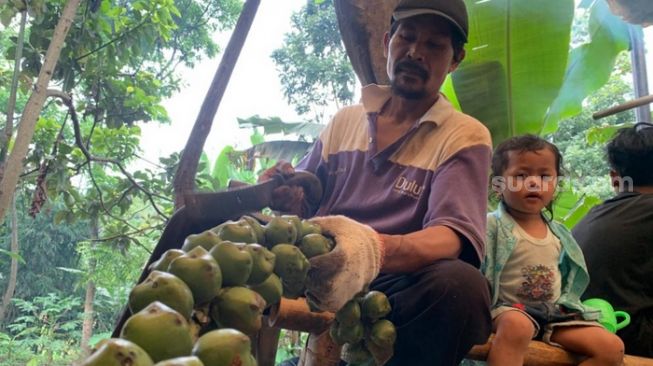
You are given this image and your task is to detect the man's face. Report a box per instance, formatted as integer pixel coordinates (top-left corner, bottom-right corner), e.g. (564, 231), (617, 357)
(384, 15), (463, 100)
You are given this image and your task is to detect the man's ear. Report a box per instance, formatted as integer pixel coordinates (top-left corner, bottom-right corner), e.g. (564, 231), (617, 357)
(383, 32), (390, 58)
(449, 49), (465, 73)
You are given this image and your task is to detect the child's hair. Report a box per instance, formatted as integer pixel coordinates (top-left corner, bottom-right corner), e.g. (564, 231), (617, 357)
(491, 134), (564, 218)
(606, 122), (653, 187)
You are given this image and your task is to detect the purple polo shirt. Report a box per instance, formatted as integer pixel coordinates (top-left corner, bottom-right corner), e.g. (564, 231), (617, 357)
(297, 85), (492, 265)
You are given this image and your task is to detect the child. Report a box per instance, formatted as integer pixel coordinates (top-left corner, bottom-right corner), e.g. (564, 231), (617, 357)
(483, 135), (624, 366)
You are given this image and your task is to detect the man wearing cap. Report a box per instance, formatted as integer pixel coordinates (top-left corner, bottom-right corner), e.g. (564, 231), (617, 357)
(265, 0), (493, 364)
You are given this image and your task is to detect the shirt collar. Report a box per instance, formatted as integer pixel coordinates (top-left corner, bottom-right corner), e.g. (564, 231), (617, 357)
(360, 84), (455, 126)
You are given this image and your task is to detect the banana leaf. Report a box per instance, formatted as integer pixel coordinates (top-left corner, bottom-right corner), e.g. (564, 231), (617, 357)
(448, 0), (575, 144)
(542, 0), (631, 134)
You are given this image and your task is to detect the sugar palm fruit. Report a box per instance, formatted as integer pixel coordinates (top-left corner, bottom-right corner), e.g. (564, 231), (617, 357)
(120, 302), (193, 363)
(271, 244), (310, 284)
(282, 278), (306, 299)
(244, 243), (275, 285)
(192, 328), (256, 366)
(149, 249), (185, 272)
(248, 273), (283, 307)
(365, 320), (397, 366)
(240, 215), (265, 245)
(342, 341), (373, 365)
(181, 231), (222, 252)
(264, 216), (298, 247)
(299, 219), (322, 237)
(360, 291), (391, 323)
(210, 286), (266, 336)
(154, 356), (203, 366)
(168, 247), (222, 304)
(128, 270), (194, 319)
(281, 215), (302, 243)
(336, 299), (362, 327)
(81, 338), (153, 366)
(209, 241), (253, 287)
(329, 318), (364, 345)
(216, 220), (257, 244)
(367, 319), (397, 348)
(297, 233), (332, 259)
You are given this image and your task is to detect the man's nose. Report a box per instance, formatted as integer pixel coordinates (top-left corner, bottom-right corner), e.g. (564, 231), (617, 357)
(407, 44), (424, 61)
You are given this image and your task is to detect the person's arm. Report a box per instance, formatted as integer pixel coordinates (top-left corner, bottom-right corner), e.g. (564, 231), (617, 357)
(380, 144), (492, 273)
(380, 226), (461, 272)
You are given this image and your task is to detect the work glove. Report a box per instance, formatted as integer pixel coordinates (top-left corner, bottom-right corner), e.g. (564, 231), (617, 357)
(304, 215), (384, 312)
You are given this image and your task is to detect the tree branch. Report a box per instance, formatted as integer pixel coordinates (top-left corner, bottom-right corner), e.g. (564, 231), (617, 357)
(49, 90), (171, 220)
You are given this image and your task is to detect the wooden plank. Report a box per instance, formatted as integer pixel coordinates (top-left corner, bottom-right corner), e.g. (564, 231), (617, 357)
(468, 336), (653, 366)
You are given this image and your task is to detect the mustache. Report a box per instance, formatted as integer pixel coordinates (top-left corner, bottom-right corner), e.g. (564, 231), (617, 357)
(394, 60), (428, 80)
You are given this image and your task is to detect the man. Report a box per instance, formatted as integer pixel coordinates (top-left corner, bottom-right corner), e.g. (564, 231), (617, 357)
(573, 122), (653, 358)
(267, 0), (493, 364)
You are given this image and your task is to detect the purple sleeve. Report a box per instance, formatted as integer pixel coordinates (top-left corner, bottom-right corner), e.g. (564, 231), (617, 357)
(424, 144), (492, 265)
(296, 139), (324, 174)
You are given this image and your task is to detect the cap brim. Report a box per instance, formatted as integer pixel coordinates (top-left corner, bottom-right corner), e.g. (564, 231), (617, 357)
(393, 9), (468, 41)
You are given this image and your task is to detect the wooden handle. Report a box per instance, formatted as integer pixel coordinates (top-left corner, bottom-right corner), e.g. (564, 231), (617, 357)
(593, 94), (653, 120)
(268, 298), (335, 334)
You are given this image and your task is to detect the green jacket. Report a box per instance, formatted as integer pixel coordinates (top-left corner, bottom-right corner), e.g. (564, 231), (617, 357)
(482, 203), (598, 319)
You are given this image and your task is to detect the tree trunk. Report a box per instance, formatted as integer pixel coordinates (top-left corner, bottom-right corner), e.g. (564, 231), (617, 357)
(0, 0), (81, 224)
(80, 217), (99, 353)
(0, 193), (19, 325)
(0, 10), (27, 167)
(172, 0), (261, 209)
(334, 0), (400, 86)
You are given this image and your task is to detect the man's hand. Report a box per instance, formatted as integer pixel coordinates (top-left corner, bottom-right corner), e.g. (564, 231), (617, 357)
(304, 215), (384, 312)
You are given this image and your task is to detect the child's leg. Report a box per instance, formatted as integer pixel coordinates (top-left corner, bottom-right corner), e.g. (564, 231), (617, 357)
(550, 325), (624, 366)
(487, 310), (536, 366)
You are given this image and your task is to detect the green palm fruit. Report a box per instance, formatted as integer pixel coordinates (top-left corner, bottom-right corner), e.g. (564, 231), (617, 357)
(81, 338), (153, 366)
(336, 299), (362, 327)
(361, 291), (391, 323)
(128, 270), (194, 319)
(264, 217), (298, 247)
(281, 215), (302, 243)
(333, 319), (364, 344)
(297, 233), (332, 259)
(299, 219), (322, 238)
(248, 273), (283, 307)
(209, 241), (253, 287)
(217, 220), (257, 243)
(120, 302), (193, 363)
(153, 356), (204, 366)
(148, 249), (185, 272)
(367, 319), (397, 348)
(244, 243), (276, 285)
(192, 329), (256, 366)
(240, 215), (265, 245)
(168, 246), (222, 304)
(210, 286), (266, 336)
(281, 278), (306, 299)
(271, 244), (310, 284)
(181, 231), (222, 252)
(342, 341), (373, 365)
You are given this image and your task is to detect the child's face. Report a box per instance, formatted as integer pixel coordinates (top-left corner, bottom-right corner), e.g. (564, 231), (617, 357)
(497, 148), (558, 216)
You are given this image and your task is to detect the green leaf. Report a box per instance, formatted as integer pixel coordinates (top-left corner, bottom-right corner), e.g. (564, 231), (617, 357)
(0, 249), (25, 264)
(245, 141), (313, 162)
(586, 122), (632, 145)
(55, 266), (84, 275)
(542, 0), (631, 134)
(213, 145), (235, 188)
(454, 0), (574, 144)
(0, 7), (17, 26)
